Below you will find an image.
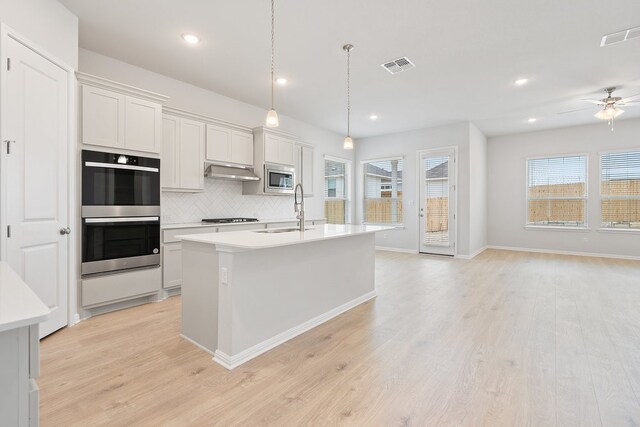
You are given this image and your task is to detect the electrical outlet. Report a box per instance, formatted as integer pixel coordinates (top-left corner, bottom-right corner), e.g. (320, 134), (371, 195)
(220, 267), (228, 285)
(163, 214), (172, 223)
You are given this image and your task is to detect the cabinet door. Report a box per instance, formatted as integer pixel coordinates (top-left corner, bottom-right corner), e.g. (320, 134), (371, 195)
(162, 243), (182, 289)
(82, 85), (125, 148)
(179, 119), (205, 190)
(231, 131), (254, 166)
(161, 115), (180, 189)
(301, 146), (314, 195)
(264, 134), (280, 164)
(124, 96), (162, 153)
(278, 138), (295, 166)
(205, 124), (231, 163)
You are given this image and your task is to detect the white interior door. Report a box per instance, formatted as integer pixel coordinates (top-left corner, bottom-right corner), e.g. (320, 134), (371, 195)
(419, 149), (456, 255)
(3, 36), (69, 337)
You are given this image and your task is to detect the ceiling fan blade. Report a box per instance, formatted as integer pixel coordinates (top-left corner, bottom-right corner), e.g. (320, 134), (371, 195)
(618, 102), (640, 107)
(580, 99), (605, 105)
(557, 107), (593, 115)
(619, 93), (640, 103)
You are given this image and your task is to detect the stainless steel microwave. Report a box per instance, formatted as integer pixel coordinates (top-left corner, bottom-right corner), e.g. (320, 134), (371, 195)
(264, 164), (295, 194)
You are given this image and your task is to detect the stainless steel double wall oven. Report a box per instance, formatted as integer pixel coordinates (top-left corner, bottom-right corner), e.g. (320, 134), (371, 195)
(81, 150), (161, 275)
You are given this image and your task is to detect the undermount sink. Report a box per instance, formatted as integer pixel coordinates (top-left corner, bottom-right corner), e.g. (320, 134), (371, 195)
(255, 227), (312, 234)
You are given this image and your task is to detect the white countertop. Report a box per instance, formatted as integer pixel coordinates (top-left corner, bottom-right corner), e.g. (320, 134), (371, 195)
(178, 224), (396, 250)
(161, 218), (324, 230)
(0, 262), (50, 333)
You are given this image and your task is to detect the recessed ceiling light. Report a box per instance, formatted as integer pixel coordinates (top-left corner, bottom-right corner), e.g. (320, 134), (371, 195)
(275, 77), (287, 85)
(514, 78), (529, 86)
(369, 114), (379, 120)
(181, 33), (200, 45)
(528, 117), (537, 123)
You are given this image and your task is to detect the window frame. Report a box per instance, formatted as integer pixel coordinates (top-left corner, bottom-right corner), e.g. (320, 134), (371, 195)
(323, 155), (352, 224)
(598, 148), (640, 233)
(362, 156), (404, 226)
(524, 153), (590, 230)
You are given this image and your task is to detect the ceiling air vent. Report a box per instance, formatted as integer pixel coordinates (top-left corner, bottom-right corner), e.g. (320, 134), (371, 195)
(601, 25), (640, 47)
(381, 57), (415, 74)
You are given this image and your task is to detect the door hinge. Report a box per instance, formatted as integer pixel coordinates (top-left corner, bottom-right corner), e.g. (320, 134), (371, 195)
(6, 225), (10, 238)
(6, 58), (10, 71)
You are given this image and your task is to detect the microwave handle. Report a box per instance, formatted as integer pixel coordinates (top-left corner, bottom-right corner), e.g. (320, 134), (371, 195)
(84, 161), (159, 173)
(85, 216), (160, 224)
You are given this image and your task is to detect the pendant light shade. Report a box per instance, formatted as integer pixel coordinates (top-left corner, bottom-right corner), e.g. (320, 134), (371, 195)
(594, 106), (624, 120)
(343, 44), (354, 150)
(265, 0), (279, 128)
(266, 109), (280, 127)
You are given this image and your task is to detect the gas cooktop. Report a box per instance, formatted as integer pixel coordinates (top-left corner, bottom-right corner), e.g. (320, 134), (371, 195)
(202, 218), (259, 224)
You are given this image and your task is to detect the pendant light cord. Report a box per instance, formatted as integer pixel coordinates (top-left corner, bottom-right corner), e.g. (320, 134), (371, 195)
(270, 0), (275, 110)
(346, 47), (351, 137)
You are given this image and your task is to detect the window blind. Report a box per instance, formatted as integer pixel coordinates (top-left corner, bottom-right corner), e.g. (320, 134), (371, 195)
(324, 159), (347, 224)
(601, 150), (640, 229)
(423, 156), (449, 245)
(526, 155), (587, 227)
(363, 158), (403, 224)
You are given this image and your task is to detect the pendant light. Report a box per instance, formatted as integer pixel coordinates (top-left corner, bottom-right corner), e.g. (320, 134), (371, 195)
(343, 44), (354, 149)
(265, 0), (279, 127)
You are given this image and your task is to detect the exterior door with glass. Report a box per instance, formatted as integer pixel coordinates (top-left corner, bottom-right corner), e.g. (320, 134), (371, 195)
(419, 149), (456, 255)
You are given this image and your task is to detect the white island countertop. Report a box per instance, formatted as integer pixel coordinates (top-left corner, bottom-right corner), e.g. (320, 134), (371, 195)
(0, 262), (50, 333)
(178, 224), (396, 250)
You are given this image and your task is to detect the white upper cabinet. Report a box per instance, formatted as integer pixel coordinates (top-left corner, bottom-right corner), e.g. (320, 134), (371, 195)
(124, 97), (162, 153)
(82, 86), (125, 148)
(300, 145), (314, 196)
(78, 73), (168, 154)
(162, 114), (205, 192)
(264, 134), (295, 166)
(206, 124), (253, 167)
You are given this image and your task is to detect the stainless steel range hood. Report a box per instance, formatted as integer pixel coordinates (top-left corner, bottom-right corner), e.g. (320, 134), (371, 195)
(204, 164), (260, 182)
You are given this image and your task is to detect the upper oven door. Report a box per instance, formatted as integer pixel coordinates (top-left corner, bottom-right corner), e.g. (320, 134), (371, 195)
(82, 150), (160, 208)
(265, 165), (295, 194)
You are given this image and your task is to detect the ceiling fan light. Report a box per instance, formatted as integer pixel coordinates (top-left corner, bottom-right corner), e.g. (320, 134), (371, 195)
(266, 109), (279, 127)
(343, 136), (353, 150)
(594, 106), (624, 120)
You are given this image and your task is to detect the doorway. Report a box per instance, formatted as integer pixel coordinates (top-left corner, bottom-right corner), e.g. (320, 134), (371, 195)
(418, 148), (456, 255)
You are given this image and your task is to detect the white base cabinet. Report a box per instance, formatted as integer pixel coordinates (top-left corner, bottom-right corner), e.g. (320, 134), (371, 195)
(0, 325), (40, 427)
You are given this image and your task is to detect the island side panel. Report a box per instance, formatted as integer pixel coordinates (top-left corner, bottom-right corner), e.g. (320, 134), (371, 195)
(181, 241), (219, 354)
(219, 233), (376, 358)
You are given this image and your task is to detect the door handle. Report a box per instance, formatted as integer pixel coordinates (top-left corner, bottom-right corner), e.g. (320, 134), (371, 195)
(60, 227), (71, 235)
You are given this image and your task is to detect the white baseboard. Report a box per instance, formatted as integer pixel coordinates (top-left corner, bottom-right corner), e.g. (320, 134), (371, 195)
(487, 245), (640, 261)
(375, 246), (419, 254)
(456, 246), (488, 260)
(213, 290), (377, 370)
(180, 334), (215, 356)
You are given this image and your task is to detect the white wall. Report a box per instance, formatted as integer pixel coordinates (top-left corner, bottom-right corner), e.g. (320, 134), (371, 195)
(469, 123), (487, 255)
(78, 49), (352, 222)
(487, 118), (640, 258)
(0, 0), (78, 68)
(355, 122), (474, 256)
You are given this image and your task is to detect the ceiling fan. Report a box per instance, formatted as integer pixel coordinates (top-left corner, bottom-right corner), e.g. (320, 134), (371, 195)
(581, 87), (640, 130)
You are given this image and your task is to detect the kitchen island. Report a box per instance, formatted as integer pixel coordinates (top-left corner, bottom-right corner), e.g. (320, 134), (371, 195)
(178, 224), (394, 369)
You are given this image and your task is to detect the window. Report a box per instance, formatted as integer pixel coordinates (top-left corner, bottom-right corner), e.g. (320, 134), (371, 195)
(526, 155), (587, 227)
(363, 158), (403, 225)
(324, 157), (351, 224)
(600, 150), (640, 230)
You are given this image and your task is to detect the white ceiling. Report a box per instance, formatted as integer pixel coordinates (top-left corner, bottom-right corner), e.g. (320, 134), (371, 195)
(60, 0), (640, 138)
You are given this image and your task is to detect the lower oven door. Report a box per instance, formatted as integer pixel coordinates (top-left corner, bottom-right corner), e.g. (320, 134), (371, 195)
(82, 216), (161, 275)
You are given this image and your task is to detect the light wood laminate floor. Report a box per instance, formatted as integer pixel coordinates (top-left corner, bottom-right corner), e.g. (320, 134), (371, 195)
(40, 249), (640, 426)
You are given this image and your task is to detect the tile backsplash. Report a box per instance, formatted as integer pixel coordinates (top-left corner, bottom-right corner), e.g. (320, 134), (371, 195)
(161, 179), (294, 223)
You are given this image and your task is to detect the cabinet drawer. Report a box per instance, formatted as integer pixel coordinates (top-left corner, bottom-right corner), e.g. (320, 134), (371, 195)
(216, 223), (265, 233)
(82, 267), (161, 307)
(266, 221), (298, 229)
(163, 226), (217, 244)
